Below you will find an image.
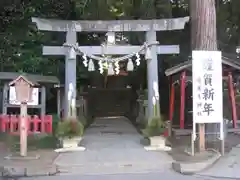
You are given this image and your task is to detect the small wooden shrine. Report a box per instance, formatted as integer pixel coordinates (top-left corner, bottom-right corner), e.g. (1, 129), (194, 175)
(165, 54), (240, 131)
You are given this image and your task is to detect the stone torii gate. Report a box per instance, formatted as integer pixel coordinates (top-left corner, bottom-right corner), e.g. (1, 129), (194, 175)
(32, 17), (189, 119)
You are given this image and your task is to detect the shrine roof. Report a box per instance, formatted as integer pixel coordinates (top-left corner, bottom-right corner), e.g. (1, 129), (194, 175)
(0, 72), (59, 84)
(165, 53), (240, 76)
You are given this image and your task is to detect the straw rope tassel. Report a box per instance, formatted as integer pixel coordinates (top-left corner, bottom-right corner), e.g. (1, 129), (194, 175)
(88, 59), (95, 71)
(127, 58), (134, 71)
(108, 63), (115, 75)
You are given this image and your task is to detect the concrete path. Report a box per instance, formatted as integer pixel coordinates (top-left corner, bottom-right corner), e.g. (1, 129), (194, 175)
(54, 117), (173, 175)
(19, 172), (225, 180)
(197, 144), (240, 179)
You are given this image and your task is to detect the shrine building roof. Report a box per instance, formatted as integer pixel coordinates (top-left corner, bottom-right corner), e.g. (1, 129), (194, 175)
(165, 53), (240, 77)
(0, 72), (59, 84)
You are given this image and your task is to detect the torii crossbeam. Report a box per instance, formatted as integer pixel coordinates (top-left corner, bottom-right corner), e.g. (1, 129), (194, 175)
(32, 17), (189, 119)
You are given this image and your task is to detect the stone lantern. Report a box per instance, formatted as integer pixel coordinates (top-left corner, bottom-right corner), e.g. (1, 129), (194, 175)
(9, 75), (36, 157)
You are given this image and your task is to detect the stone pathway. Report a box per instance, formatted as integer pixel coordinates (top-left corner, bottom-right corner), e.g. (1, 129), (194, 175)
(0, 148), (58, 177)
(170, 132), (240, 174)
(54, 117), (173, 175)
(197, 144), (240, 179)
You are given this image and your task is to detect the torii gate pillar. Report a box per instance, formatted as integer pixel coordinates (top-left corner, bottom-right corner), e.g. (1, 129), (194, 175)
(65, 31), (77, 118)
(146, 30), (160, 119)
(31, 16), (189, 120)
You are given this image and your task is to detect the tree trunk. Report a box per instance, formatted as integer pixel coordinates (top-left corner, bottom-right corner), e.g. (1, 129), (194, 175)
(190, 0), (218, 148)
(190, 0), (217, 50)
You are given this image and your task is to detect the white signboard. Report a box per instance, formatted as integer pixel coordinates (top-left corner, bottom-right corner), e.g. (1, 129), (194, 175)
(9, 86), (39, 105)
(192, 51), (223, 124)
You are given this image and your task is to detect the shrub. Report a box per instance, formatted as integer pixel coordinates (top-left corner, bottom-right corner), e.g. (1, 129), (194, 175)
(141, 116), (165, 137)
(51, 114), (60, 135)
(55, 118), (84, 138)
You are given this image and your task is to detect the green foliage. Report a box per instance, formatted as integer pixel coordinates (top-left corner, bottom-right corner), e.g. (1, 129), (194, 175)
(51, 114), (61, 134)
(141, 116), (165, 137)
(56, 118), (84, 138)
(0, 0), (177, 76)
(27, 134), (58, 149)
(0, 133), (57, 151)
(0, 0), (239, 87)
(28, 135), (58, 149)
(236, 94), (240, 104)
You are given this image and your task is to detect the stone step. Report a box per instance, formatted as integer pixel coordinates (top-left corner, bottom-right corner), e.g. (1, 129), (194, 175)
(56, 161), (172, 175)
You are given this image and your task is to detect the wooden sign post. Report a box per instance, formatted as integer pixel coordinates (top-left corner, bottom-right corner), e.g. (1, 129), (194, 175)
(9, 75), (35, 157)
(192, 51), (223, 155)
